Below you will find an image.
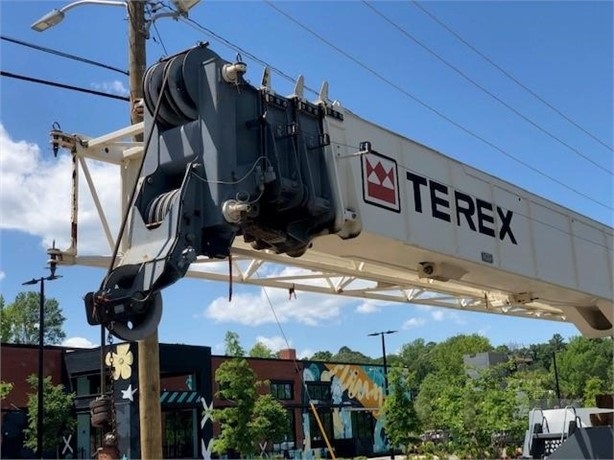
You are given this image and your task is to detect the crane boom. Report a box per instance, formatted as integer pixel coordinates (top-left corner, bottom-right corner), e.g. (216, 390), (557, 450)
(70, 43), (611, 341)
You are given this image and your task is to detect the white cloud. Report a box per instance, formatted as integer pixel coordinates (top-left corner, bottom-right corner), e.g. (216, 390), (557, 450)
(0, 124), (120, 255)
(402, 317), (426, 329)
(430, 308), (466, 324)
(62, 336), (96, 348)
(298, 348), (314, 359)
(0, 270), (5, 282)
(91, 80), (129, 97)
(254, 335), (292, 352)
(204, 286), (349, 326)
(354, 300), (398, 314)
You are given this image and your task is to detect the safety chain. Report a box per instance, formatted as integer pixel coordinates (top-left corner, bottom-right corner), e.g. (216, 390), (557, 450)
(106, 331), (118, 438)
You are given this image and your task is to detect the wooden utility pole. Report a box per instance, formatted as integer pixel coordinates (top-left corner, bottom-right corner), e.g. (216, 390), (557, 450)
(126, 1), (163, 458)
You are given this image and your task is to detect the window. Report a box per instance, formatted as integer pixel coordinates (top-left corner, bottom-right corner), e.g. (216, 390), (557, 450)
(305, 382), (331, 403)
(271, 381), (293, 400)
(351, 410), (374, 440)
(162, 409), (196, 458)
(308, 410), (333, 446)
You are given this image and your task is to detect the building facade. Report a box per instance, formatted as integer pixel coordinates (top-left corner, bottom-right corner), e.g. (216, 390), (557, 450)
(1, 343), (388, 459)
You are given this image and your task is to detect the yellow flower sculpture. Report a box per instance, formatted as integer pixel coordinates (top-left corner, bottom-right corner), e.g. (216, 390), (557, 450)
(105, 343), (133, 381)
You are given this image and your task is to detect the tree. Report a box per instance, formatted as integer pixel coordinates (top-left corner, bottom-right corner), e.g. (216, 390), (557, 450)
(398, 339), (436, 388)
(557, 336), (613, 400)
(310, 350), (333, 361)
(2, 292), (66, 345)
(0, 381), (13, 400)
(213, 347), (287, 457)
(250, 394), (288, 448)
(24, 375), (76, 457)
(249, 341), (276, 358)
(382, 366), (421, 454)
(224, 331), (245, 357)
(429, 334), (492, 376)
(332, 346), (375, 364)
(214, 358), (260, 457)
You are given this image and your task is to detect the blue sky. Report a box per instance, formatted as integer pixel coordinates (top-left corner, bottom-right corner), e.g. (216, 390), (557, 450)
(1, 1), (612, 358)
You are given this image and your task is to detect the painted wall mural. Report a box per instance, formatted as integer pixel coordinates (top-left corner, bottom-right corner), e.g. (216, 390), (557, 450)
(302, 362), (388, 456)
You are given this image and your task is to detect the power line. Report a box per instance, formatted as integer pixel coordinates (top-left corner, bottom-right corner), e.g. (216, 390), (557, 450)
(362, 1), (612, 175)
(264, 1), (612, 211)
(410, 0), (614, 153)
(1, 71), (130, 101)
(178, 15), (320, 97)
(1, 35), (129, 76)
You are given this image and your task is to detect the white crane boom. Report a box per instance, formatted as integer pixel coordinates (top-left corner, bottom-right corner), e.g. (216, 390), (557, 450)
(47, 44), (612, 340)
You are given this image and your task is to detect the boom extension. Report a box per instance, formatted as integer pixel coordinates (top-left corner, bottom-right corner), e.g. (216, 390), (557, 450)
(84, 43), (351, 340)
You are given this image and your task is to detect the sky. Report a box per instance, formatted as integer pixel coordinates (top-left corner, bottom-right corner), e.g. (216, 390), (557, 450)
(0, 1), (612, 359)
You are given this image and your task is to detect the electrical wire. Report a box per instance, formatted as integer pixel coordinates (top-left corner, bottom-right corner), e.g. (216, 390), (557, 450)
(263, 1), (613, 212)
(0, 71), (129, 101)
(1, 35), (129, 76)
(409, 0), (614, 153)
(362, 1), (612, 175)
(178, 15), (320, 97)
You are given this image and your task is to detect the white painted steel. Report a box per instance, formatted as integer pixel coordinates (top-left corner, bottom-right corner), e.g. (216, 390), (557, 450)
(53, 108), (613, 337)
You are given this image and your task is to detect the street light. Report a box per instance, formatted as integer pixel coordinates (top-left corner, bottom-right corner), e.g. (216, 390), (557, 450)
(31, 0), (202, 33)
(368, 330), (398, 395)
(31, 0), (127, 32)
(22, 260), (61, 459)
(368, 329), (398, 460)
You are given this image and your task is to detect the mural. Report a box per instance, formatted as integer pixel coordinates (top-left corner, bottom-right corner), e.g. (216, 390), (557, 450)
(302, 362), (388, 456)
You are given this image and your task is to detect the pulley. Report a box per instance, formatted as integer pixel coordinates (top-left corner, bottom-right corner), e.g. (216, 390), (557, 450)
(143, 43), (213, 129)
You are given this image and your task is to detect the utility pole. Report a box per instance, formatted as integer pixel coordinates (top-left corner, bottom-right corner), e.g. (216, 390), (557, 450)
(126, 1), (163, 458)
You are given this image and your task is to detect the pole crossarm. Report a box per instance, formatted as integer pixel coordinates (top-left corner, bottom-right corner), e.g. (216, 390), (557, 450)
(49, 123), (568, 324)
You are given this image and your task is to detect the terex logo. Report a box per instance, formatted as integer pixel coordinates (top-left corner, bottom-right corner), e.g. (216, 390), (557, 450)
(361, 153), (400, 212)
(406, 172), (517, 245)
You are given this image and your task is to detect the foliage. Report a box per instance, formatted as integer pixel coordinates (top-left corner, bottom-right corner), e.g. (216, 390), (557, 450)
(310, 350), (333, 361)
(398, 339), (436, 388)
(224, 331), (245, 357)
(1, 291), (66, 345)
(332, 346), (375, 364)
(0, 380), (13, 400)
(24, 374), (76, 455)
(213, 358), (260, 456)
(213, 349), (288, 457)
(249, 341), (276, 358)
(250, 394), (288, 446)
(429, 334), (492, 376)
(583, 376), (608, 407)
(556, 336), (613, 400)
(382, 366), (421, 454)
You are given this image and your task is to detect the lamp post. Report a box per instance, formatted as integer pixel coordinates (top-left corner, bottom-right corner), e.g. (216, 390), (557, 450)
(368, 330), (398, 460)
(22, 267), (61, 459)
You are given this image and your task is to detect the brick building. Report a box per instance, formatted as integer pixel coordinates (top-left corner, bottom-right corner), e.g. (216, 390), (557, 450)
(1, 343), (388, 459)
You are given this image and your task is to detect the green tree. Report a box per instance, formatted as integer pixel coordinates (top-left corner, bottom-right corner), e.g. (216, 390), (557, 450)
(249, 341), (276, 358)
(583, 376), (608, 407)
(332, 346), (375, 364)
(2, 292), (66, 345)
(398, 338), (436, 388)
(214, 358), (260, 457)
(250, 393), (288, 450)
(224, 331), (245, 357)
(24, 375), (76, 457)
(429, 334), (492, 376)
(0, 381), (13, 400)
(310, 350), (333, 361)
(557, 336), (613, 400)
(213, 353), (287, 457)
(382, 366), (421, 454)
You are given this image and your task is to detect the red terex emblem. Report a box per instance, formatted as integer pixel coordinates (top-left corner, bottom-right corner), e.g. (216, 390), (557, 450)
(361, 152), (400, 212)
